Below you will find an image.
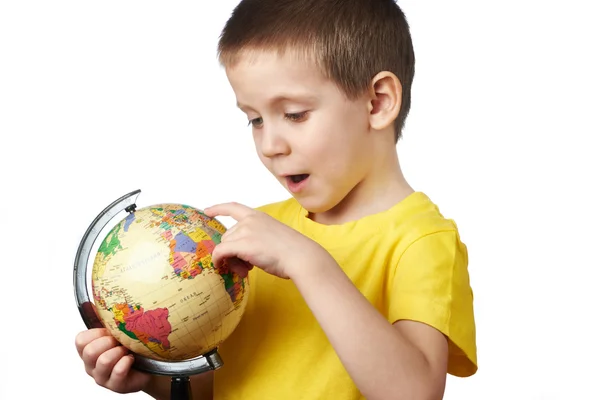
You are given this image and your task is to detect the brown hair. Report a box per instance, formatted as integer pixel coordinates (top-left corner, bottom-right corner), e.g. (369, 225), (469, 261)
(218, 0), (415, 142)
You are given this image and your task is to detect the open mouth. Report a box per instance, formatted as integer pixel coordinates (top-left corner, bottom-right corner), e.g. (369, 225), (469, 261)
(288, 174), (309, 183)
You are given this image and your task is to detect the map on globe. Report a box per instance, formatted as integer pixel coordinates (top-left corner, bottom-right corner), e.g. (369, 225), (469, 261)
(91, 204), (249, 361)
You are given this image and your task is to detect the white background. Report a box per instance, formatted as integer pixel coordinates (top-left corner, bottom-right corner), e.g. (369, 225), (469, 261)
(1, 1), (599, 399)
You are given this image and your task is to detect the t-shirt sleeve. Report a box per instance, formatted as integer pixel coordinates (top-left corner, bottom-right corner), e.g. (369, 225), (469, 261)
(387, 230), (478, 377)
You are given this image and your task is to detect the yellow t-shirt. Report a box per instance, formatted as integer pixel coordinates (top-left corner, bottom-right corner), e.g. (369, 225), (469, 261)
(213, 191), (477, 399)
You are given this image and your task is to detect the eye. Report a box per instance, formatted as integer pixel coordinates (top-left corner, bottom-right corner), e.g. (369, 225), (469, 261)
(247, 117), (263, 128)
(284, 111), (309, 123)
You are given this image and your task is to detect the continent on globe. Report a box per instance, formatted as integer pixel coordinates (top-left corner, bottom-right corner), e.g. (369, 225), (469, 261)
(220, 270), (246, 307)
(93, 223), (123, 281)
(111, 303), (172, 357)
(98, 223), (123, 257)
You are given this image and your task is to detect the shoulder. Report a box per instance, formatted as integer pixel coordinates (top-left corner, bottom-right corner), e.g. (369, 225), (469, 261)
(378, 192), (465, 261)
(385, 193), (470, 309)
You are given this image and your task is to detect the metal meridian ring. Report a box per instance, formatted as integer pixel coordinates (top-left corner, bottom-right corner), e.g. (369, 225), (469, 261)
(72, 189), (223, 376)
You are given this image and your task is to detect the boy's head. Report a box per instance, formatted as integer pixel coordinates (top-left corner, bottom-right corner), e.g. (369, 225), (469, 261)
(218, 0), (415, 215)
(218, 0), (415, 142)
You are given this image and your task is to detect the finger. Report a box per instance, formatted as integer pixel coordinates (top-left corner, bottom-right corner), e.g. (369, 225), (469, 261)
(106, 354), (135, 391)
(220, 221), (248, 242)
(76, 328), (111, 357)
(110, 353), (135, 381)
(94, 345), (130, 384)
(212, 239), (253, 271)
(220, 223), (238, 241)
(203, 202), (255, 220)
(225, 257), (253, 278)
(82, 335), (121, 370)
(109, 355), (150, 394)
(230, 264), (248, 278)
(211, 240), (249, 272)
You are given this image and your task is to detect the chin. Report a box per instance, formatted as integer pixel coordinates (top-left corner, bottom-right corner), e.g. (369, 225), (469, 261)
(293, 194), (340, 215)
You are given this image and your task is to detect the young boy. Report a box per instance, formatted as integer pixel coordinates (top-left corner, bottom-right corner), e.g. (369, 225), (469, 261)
(75, 0), (477, 399)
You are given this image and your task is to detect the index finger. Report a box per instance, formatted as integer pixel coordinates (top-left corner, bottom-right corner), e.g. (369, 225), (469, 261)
(203, 202), (255, 220)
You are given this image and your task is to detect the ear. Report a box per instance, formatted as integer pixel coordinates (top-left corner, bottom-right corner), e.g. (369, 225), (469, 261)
(366, 71), (402, 131)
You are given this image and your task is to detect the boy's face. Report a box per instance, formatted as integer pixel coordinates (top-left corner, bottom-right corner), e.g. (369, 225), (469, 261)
(225, 50), (377, 215)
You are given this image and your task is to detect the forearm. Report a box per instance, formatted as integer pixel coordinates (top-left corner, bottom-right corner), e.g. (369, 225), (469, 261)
(291, 259), (438, 400)
(144, 372), (213, 400)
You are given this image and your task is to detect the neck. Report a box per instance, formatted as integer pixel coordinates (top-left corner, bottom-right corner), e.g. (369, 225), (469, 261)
(310, 146), (414, 225)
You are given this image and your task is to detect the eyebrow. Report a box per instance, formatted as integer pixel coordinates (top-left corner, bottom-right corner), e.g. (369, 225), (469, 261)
(237, 94), (317, 110)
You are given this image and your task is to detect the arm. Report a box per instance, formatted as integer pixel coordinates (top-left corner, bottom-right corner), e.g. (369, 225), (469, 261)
(291, 257), (448, 400)
(145, 372), (214, 400)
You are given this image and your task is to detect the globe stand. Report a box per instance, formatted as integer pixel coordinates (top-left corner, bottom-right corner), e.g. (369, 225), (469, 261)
(73, 189), (223, 400)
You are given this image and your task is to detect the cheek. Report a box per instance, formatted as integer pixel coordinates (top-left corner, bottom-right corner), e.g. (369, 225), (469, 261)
(321, 120), (370, 177)
(307, 133), (361, 178)
(301, 123), (338, 162)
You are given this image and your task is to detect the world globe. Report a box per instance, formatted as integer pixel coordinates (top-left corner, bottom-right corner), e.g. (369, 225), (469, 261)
(89, 202), (249, 362)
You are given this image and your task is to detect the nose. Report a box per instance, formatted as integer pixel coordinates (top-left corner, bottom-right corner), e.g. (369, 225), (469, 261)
(258, 124), (290, 158)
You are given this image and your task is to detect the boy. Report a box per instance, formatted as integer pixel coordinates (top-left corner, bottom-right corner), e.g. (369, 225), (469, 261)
(75, 0), (477, 399)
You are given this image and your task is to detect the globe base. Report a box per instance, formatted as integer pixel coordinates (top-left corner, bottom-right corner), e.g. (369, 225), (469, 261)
(171, 376), (191, 400)
(134, 347), (223, 377)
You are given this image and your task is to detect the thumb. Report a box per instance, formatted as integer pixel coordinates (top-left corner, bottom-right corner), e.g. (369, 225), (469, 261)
(223, 257), (253, 278)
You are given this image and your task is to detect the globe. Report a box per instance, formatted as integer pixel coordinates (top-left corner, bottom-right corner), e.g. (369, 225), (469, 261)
(90, 203), (249, 362)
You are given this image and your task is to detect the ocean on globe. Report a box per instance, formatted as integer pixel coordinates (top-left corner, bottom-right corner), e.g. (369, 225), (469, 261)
(91, 203), (249, 361)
